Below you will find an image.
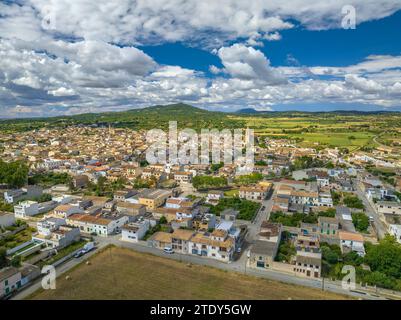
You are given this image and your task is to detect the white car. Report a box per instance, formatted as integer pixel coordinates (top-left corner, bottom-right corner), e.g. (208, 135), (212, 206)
(163, 247), (174, 254)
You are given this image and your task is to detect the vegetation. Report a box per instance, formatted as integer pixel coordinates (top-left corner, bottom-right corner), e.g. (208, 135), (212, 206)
(233, 172), (263, 185)
(28, 172), (71, 187)
(343, 194), (364, 209)
(276, 231), (296, 263)
(321, 236), (401, 291)
(37, 240), (86, 268)
(290, 156), (324, 171)
(192, 175), (227, 190)
(0, 225), (36, 249)
(0, 160), (29, 188)
(0, 200), (14, 212)
(351, 213), (370, 233)
(207, 197), (260, 220)
(269, 211), (318, 227)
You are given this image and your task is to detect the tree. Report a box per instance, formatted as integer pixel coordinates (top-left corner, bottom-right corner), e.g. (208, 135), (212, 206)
(352, 212), (369, 233)
(364, 235), (401, 279)
(10, 255), (21, 268)
(0, 247), (7, 269)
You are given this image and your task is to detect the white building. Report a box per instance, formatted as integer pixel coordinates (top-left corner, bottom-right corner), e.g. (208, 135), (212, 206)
(121, 220), (150, 243)
(66, 214), (129, 236)
(14, 201), (40, 219)
(389, 224), (401, 243)
(377, 201), (401, 215)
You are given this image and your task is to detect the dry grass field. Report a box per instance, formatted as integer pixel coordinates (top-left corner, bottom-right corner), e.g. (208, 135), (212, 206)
(29, 246), (347, 300)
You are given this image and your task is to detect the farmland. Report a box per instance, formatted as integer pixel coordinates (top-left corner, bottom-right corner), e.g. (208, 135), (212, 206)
(28, 246), (347, 300)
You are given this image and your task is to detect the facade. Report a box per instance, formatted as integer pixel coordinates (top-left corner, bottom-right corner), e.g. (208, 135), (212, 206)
(206, 191), (224, 205)
(121, 220), (150, 242)
(14, 201), (40, 219)
(376, 201), (401, 215)
(53, 204), (84, 219)
(33, 225), (80, 248)
(0, 211), (16, 228)
(173, 171), (193, 183)
(0, 267), (22, 298)
(239, 185), (268, 201)
(294, 251), (322, 278)
(339, 231), (365, 256)
(138, 189), (172, 210)
(67, 213), (129, 236)
(188, 229), (235, 263)
(318, 216), (339, 236)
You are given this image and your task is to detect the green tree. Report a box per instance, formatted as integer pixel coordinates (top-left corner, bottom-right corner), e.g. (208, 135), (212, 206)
(0, 247), (7, 268)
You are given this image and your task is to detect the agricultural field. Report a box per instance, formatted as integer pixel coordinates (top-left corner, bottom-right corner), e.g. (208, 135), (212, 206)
(28, 246), (347, 300)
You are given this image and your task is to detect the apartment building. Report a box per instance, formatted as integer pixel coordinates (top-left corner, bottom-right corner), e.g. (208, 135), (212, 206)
(376, 201), (401, 215)
(121, 220), (150, 243)
(67, 213), (128, 236)
(188, 229), (235, 263)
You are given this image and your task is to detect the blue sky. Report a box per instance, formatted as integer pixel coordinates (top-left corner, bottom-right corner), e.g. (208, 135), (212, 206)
(141, 10), (401, 74)
(1, 1), (401, 117)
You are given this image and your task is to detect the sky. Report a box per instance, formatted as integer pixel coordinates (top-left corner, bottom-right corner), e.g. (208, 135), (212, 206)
(1, 1), (401, 118)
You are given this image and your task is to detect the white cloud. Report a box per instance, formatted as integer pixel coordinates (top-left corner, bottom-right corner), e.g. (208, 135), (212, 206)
(214, 44), (287, 84)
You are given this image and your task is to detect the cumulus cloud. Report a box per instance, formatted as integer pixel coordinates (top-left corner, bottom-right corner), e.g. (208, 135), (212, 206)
(0, 0), (401, 116)
(213, 44), (287, 84)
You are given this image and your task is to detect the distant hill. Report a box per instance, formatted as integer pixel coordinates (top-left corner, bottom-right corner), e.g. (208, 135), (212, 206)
(1, 102), (400, 133)
(236, 108), (260, 114)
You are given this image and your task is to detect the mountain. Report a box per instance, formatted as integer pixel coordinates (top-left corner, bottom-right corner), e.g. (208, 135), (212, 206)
(236, 108), (261, 114)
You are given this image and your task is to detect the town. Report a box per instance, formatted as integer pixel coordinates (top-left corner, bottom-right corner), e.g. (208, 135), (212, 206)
(1, 112), (400, 300)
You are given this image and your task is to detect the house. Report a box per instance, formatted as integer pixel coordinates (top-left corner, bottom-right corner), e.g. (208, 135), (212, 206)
(239, 185), (268, 201)
(121, 220), (150, 243)
(188, 229), (235, 262)
(376, 201), (401, 215)
(259, 221), (281, 242)
(318, 216), (339, 236)
(294, 251), (322, 278)
(72, 175), (89, 189)
(53, 204), (84, 219)
(173, 171), (193, 184)
(14, 200), (40, 219)
(389, 224), (401, 243)
(249, 240), (279, 269)
(137, 189), (172, 210)
(192, 212), (216, 231)
(249, 222), (281, 269)
(339, 231), (365, 256)
(294, 235), (320, 253)
(0, 267), (22, 298)
(290, 190), (319, 207)
(113, 189), (137, 201)
(3, 185), (43, 204)
(66, 213), (128, 236)
(148, 231), (173, 249)
(33, 225), (80, 249)
(116, 202), (146, 217)
(36, 217), (66, 236)
(0, 211), (16, 228)
(206, 190), (224, 205)
(171, 229), (195, 253)
(220, 208), (239, 222)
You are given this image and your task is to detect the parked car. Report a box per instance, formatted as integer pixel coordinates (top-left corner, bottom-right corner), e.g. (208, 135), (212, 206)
(163, 247), (174, 254)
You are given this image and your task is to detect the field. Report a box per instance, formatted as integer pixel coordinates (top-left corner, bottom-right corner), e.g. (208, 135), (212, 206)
(29, 246), (347, 300)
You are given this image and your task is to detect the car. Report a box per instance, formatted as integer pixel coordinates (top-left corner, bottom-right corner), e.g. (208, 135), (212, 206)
(261, 206), (266, 211)
(74, 250), (85, 258)
(236, 247), (242, 253)
(163, 247), (174, 254)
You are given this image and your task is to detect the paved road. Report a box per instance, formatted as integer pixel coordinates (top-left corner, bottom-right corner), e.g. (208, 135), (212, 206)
(11, 241), (109, 300)
(353, 178), (387, 239)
